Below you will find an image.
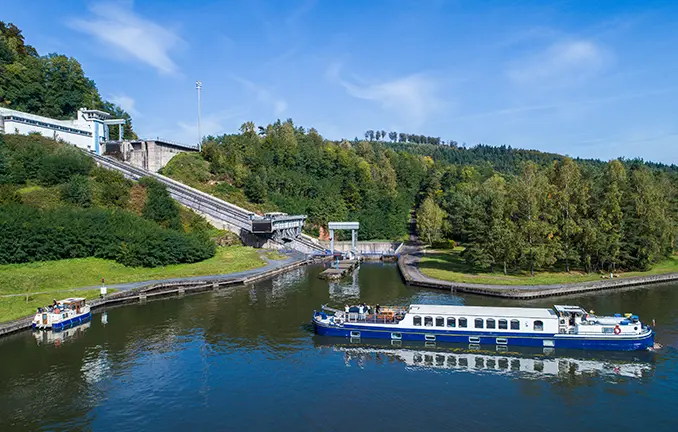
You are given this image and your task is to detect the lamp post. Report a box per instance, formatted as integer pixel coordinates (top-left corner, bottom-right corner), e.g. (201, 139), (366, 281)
(196, 80), (202, 151)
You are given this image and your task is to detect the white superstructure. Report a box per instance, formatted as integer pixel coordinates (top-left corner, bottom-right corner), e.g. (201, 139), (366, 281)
(0, 107), (124, 154)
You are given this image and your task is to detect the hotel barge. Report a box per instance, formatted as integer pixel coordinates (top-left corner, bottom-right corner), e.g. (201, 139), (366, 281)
(313, 304), (654, 351)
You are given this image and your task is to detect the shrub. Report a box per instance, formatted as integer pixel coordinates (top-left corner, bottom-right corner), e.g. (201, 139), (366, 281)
(0, 204), (215, 267)
(61, 174), (92, 207)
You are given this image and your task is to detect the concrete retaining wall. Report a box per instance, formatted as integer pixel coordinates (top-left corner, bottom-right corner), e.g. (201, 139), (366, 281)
(398, 253), (678, 299)
(321, 241), (402, 255)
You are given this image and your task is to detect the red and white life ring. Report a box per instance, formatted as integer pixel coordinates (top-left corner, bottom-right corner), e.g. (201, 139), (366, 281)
(614, 325), (621, 335)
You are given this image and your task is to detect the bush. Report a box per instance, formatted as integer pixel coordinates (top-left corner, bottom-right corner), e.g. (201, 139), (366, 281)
(140, 177), (182, 230)
(61, 174), (92, 207)
(38, 146), (93, 185)
(0, 185), (21, 204)
(92, 167), (131, 208)
(0, 204), (215, 267)
(431, 239), (457, 249)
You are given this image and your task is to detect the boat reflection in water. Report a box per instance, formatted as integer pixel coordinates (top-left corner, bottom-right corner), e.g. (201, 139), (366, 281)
(33, 320), (91, 346)
(314, 337), (655, 381)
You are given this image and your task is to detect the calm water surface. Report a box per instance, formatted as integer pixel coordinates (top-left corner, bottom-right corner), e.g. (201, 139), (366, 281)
(1, 263), (677, 431)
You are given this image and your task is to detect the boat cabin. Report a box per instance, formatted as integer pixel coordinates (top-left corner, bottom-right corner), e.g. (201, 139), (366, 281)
(406, 305), (559, 333)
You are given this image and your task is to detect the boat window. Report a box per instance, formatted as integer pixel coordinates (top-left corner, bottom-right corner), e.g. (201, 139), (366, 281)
(459, 318), (468, 328)
(486, 318), (496, 329)
(474, 318), (484, 329)
(424, 316), (433, 327)
(510, 319), (520, 330)
(498, 319), (508, 330)
(413, 316), (422, 326)
(447, 317), (456, 328)
(435, 317), (444, 327)
(534, 320), (544, 331)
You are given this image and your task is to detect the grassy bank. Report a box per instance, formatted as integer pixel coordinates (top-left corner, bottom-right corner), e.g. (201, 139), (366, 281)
(0, 290), (114, 323)
(418, 248), (678, 286)
(0, 246), (268, 323)
(0, 246), (266, 296)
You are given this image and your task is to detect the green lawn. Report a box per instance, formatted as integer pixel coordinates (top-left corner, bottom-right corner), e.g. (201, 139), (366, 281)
(418, 248), (678, 286)
(263, 250), (287, 261)
(0, 246), (266, 296)
(0, 289), (112, 323)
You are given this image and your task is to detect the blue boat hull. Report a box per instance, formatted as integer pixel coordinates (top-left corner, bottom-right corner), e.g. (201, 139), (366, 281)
(32, 311), (92, 332)
(313, 321), (654, 351)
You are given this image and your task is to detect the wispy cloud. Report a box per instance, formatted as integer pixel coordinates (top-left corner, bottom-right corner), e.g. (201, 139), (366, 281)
(69, 1), (186, 75)
(507, 40), (611, 87)
(109, 94), (140, 117)
(449, 86), (678, 122)
(328, 62), (442, 128)
(231, 76), (288, 116)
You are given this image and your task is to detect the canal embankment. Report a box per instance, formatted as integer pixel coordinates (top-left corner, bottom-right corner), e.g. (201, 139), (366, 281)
(0, 254), (324, 338)
(398, 252), (678, 299)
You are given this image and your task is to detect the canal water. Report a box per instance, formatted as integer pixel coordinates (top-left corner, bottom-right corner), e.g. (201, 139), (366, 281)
(1, 263), (677, 431)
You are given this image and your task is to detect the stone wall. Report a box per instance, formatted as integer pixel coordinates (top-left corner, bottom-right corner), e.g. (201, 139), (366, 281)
(102, 139), (197, 173)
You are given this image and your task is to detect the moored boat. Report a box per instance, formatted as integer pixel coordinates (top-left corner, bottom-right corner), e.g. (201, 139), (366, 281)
(32, 297), (92, 331)
(312, 304), (655, 351)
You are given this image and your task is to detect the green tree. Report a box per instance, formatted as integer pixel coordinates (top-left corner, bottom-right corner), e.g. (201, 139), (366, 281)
(417, 196), (445, 245)
(597, 160), (626, 271)
(551, 157), (583, 272)
(511, 162), (558, 276)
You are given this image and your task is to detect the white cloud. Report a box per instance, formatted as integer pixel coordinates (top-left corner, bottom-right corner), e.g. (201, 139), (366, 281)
(109, 94), (140, 117)
(231, 76), (288, 116)
(507, 40), (610, 87)
(69, 1), (185, 75)
(329, 63), (441, 128)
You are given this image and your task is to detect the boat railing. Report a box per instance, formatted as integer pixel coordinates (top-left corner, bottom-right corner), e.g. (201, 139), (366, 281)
(344, 313), (405, 325)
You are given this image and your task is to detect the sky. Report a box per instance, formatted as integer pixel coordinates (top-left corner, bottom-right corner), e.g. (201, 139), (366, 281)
(4, 0), (678, 164)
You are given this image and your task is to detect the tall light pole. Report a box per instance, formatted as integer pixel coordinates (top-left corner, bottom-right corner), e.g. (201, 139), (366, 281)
(196, 80), (202, 151)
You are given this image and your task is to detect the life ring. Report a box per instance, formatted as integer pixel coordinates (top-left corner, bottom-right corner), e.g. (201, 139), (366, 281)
(614, 325), (621, 335)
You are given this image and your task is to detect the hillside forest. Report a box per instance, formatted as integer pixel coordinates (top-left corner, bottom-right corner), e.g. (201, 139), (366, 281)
(0, 134), (215, 267)
(162, 119), (678, 275)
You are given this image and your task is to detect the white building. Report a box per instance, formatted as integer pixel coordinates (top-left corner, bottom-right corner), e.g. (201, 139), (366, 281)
(0, 107), (125, 154)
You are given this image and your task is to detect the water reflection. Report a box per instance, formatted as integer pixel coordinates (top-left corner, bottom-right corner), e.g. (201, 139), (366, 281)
(328, 265), (361, 300)
(315, 338), (656, 382)
(33, 321), (91, 346)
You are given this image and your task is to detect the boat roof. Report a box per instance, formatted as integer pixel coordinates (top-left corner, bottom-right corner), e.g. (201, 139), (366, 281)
(553, 305), (588, 314)
(59, 298), (86, 303)
(408, 304), (557, 319)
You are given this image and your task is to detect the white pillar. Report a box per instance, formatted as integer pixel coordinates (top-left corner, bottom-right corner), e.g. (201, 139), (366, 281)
(330, 229), (334, 254)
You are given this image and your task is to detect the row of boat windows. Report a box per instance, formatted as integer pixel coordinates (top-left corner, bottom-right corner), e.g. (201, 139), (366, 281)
(412, 316), (545, 331)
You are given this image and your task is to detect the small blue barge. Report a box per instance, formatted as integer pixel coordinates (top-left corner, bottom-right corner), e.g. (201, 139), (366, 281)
(313, 304), (655, 351)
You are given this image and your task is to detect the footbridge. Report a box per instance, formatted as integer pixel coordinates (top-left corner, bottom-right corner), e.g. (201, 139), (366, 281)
(86, 152), (325, 254)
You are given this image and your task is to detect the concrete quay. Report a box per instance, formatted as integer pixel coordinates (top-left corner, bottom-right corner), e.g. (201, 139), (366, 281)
(398, 252), (678, 299)
(318, 260), (360, 280)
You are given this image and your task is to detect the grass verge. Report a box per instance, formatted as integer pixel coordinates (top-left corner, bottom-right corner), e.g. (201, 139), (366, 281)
(0, 289), (114, 323)
(0, 246), (266, 296)
(418, 248), (678, 286)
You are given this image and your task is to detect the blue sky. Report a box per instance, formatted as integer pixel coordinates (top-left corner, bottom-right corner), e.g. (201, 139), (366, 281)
(4, 0), (678, 163)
